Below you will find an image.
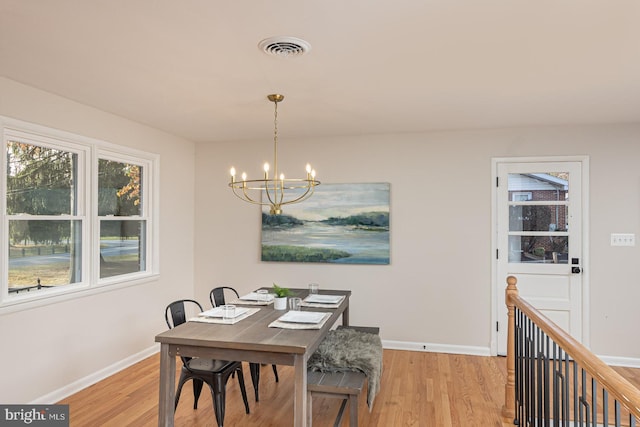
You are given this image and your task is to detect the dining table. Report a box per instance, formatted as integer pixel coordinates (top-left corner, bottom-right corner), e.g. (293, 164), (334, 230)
(155, 288), (351, 427)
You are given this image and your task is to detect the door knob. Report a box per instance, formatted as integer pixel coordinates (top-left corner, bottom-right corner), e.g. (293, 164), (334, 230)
(572, 266), (581, 274)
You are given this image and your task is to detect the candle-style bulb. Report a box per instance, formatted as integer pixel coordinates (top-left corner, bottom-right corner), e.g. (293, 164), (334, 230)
(280, 173), (285, 180)
(311, 169), (316, 178)
(230, 167), (236, 177)
(306, 163), (311, 173)
(264, 163), (270, 173)
(241, 172), (247, 181)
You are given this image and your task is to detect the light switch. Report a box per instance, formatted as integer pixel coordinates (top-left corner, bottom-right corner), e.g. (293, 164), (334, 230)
(611, 233), (636, 246)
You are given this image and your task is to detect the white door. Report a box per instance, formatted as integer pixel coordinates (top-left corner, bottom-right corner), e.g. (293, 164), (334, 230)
(493, 158), (588, 355)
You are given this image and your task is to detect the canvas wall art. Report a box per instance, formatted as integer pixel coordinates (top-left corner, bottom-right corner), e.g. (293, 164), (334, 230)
(261, 182), (390, 264)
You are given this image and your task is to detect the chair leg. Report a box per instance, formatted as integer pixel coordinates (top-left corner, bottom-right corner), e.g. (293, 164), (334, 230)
(211, 376), (226, 427)
(174, 374), (190, 410)
(249, 362), (260, 402)
(272, 364), (279, 382)
(192, 378), (204, 409)
(236, 365), (250, 414)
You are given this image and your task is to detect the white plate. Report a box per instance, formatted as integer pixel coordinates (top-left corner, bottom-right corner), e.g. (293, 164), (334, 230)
(304, 294), (343, 304)
(240, 292), (274, 302)
(199, 307), (249, 318)
(278, 311), (326, 324)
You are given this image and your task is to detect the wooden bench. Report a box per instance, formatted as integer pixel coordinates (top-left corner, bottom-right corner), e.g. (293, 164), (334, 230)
(307, 326), (380, 426)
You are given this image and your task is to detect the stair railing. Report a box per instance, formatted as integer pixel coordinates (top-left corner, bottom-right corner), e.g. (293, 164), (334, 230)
(502, 275), (640, 426)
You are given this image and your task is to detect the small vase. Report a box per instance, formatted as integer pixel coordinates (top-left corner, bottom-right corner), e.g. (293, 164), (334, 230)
(274, 296), (287, 310)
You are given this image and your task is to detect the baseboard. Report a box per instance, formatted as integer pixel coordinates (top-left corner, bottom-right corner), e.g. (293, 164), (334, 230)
(32, 344), (160, 404)
(382, 339), (491, 357)
(599, 354), (640, 368)
(382, 340), (640, 365)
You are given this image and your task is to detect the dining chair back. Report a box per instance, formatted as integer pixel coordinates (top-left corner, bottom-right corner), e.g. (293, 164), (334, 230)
(164, 299), (250, 427)
(209, 286), (280, 402)
(209, 286), (240, 308)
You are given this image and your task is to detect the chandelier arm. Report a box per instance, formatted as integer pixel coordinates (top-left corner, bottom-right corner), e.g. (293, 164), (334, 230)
(230, 186), (261, 205)
(264, 181), (277, 207)
(279, 184), (315, 206)
(274, 179), (321, 190)
(241, 185), (261, 204)
(265, 179), (285, 207)
(277, 178), (285, 206)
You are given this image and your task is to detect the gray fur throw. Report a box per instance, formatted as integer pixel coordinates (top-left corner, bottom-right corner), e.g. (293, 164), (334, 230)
(308, 328), (383, 409)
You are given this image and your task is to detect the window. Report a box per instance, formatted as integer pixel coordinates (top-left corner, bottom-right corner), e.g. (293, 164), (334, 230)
(98, 158), (146, 279)
(1, 118), (158, 308)
(511, 192), (532, 201)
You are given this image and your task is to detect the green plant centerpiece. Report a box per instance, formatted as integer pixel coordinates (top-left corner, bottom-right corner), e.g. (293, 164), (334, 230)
(272, 283), (292, 297)
(272, 283), (291, 310)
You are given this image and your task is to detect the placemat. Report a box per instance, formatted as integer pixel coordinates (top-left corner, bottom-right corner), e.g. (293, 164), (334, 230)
(189, 307), (260, 325)
(268, 311), (332, 330)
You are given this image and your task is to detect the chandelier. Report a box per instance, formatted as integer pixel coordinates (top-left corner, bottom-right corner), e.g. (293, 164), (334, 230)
(229, 94), (320, 215)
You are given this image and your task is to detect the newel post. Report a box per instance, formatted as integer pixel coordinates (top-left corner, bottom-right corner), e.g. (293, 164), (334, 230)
(501, 275), (518, 421)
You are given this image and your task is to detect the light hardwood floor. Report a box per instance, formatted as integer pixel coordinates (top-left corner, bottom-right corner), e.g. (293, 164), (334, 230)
(58, 349), (640, 427)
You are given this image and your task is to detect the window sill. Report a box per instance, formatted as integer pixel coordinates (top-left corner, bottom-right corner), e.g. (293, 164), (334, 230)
(0, 273), (160, 316)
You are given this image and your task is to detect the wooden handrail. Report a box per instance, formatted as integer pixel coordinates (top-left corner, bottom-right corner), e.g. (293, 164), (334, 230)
(502, 275), (640, 421)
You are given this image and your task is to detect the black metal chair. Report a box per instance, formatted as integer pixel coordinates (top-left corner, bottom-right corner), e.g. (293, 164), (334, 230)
(164, 299), (250, 427)
(209, 286), (279, 401)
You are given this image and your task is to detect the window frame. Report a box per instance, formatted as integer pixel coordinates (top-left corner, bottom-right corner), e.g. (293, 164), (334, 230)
(95, 150), (154, 286)
(1, 116), (159, 313)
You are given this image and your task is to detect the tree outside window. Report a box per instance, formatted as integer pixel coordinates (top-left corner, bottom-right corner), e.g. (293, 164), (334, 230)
(98, 159), (146, 279)
(6, 141), (82, 290)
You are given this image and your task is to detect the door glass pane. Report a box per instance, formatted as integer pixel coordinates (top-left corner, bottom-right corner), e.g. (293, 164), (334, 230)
(8, 220), (82, 291)
(6, 141), (78, 215)
(509, 205), (569, 232)
(508, 172), (569, 202)
(508, 235), (568, 263)
(100, 220), (146, 278)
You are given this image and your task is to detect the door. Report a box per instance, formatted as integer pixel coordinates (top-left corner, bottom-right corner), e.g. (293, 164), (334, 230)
(493, 158), (588, 355)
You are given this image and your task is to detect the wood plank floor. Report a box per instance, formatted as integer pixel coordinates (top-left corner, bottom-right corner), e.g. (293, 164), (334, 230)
(58, 349), (640, 427)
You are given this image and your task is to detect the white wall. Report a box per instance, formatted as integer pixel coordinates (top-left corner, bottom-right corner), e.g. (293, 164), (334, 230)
(195, 125), (640, 361)
(2, 74), (638, 404)
(0, 77), (196, 403)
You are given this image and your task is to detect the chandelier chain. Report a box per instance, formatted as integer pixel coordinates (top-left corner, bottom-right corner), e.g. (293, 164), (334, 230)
(273, 98), (278, 180)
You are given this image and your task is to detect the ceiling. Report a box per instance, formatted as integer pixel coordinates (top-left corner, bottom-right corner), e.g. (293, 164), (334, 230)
(1, 1), (640, 143)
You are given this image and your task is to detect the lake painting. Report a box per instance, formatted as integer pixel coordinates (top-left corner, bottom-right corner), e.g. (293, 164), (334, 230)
(261, 183), (390, 264)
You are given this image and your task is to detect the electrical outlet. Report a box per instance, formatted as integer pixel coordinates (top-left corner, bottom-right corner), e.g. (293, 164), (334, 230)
(611, 233), (636, 246)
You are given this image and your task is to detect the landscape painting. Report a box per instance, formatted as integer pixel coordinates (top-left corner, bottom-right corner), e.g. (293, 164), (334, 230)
(261, 183), (390, 264)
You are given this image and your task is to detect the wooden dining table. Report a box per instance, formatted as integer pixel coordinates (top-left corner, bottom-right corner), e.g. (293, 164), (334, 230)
(155, 288), (351, 427)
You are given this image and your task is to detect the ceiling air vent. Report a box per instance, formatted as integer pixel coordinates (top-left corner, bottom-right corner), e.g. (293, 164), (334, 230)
(258, 36), (311, 58)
